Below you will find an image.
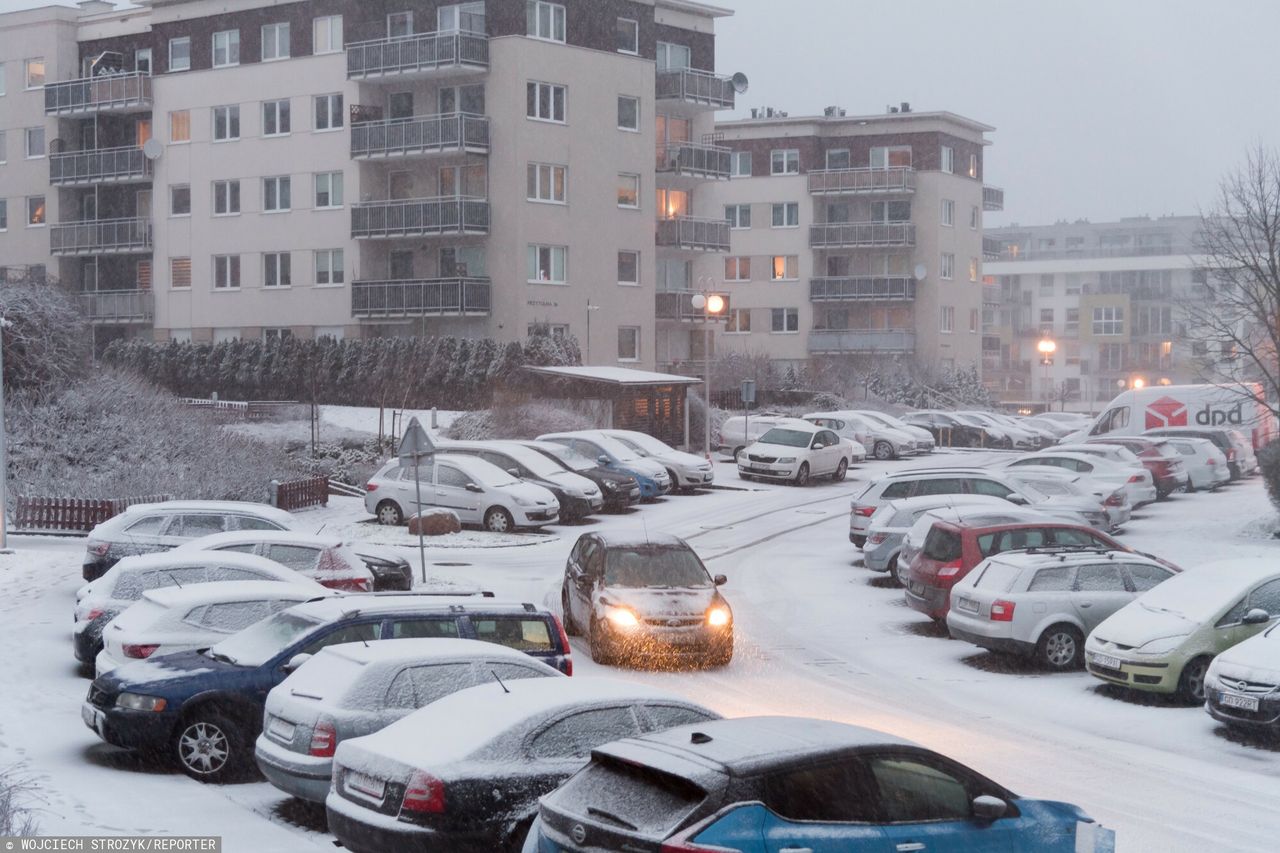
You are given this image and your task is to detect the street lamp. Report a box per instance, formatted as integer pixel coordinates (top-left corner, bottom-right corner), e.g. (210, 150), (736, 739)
(1037, 337), (1057, 411)
(691, 279), (726, 459)
(1132, 377), (1146, 390)
(0, 316), (11, 552)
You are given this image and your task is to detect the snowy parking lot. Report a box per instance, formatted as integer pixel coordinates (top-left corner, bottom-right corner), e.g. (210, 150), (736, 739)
(2, 452), (1279, 851)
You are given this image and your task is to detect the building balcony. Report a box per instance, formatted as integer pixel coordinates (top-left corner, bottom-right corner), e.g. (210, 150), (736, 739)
(655, 68), (735, 109)
(51, 218), (151, 256)
(808, 167), (916, 195)
(983, 284), (1003, 306)
(79, 289), (153, 325)
(809, 222), (916, 249)
(49, 146), (150, 186)
(983, 236), (1002, 261)
(347, 32), (488, 80)
(656, 216), (731, 253)
(351, 112), (489, 159)
(44, 72), (152, 116)
(351, 277), (491, 318)
(351, 197), (489, 239)
(983, 185), (1005, 212)
(809, 277), (917, 302)
(655, 142), (731, 181)
(654, 290), (732, 322)
(808, 329), (916, 354)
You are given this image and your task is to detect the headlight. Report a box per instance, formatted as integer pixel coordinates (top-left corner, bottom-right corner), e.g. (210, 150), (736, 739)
(603, 481), (618, 491)
(706, 607), (732, 627)
(1135, 635), (1188, 656)
(605, 607), (640, 629)
(776, 457), (797, 464)
(116, 692), (167, 712)
(512, 495), (533, 507)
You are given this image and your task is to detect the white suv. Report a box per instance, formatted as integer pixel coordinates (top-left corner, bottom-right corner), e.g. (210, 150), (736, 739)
(850, 468), (1037, 547)
(738, 421), (857, 486)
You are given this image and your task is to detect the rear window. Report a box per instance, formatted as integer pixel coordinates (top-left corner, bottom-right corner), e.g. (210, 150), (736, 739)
(971, 562), (1023, 592)
(473, 616), (554, 651)
(979, 528), (1048, 556)
(556, 756), (707, 835)
(881, 481), (912, 499)
(922, 528), (962, 562)
(1027, 567), (1073, 592)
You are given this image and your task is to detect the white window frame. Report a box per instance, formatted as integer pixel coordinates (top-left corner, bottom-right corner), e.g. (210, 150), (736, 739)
(940, 145), (954, 173)
(969, 257), (979, 282)
(730, 151), (752, 178)
(1092, 306), (1125, 336)
(725, 256), (751, 282)
(314, 249), (345, 286)
(213, 254), (241, 289)
(313, 16), (343, 55)
(656, 41), (691, 71)
(169, 110), (190, 143)
(26, 196), (45, 228)
(169, 37), (191, 72)
(617, 251), (640, 286)
(771, 308), (799, 334)
(617, 326), (640, 362)
(261, 22), (290, 61)
(24, 127), (45, 159)
(212, 30), (240, 68)
(527, 244), (568, 284)
(0, 200), (7, 232)
(24, 58), (44, 90)
(314, 171), (344, 209)
(212, 105), (240, 142)
(263, 252), (292, 288)
(263, 175), (292, 213)
(770, 149), (800, 175)
(970, 205), (980, 230)
(616, 17), (639, 54)
(771, 202), (799, 228)
(617, 173), (640, 209)
(617, 95), (640, 132)
(969, 153), (979, 179)
(940, 198), (954, 227)
(169, 184), (191, 217)
(135, 48), (153, 75)
(263, 99), (290, 137)
(941, 306), (955, 334)
(725, 308), (751, 335)
(213, 180), (240, 216)
(387, 11), (413, 39)
(940, 253), (955, 280)
(527, 1), (567, 43)
(314, 93), (344, 132)
(725, 204), (751, 230)
(770, 255), (799, 281)
(170, 257), (192, 289)
(526, 162), (566, 204)
(526, 81), (566, 123)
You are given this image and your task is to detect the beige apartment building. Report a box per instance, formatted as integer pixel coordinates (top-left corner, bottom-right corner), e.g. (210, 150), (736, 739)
(0, 0), (740, 368)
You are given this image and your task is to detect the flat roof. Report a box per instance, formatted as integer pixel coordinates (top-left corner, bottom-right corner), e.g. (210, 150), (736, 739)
(524, 365), (702, 386)
(717, 110), (995, 136)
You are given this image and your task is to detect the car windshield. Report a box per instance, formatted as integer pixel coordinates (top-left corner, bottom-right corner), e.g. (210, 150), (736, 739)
(618, 432), (671, 456)
(1018, 478), (1077, 497)
(208, 611), (322, 667)
(1137, 570), (1248, 623)
(464, 461), (521, 489)
(952, 413), (986, 427)
(1016, 481), (1051, 502)
(592, 434), (644, 463)
(540, 443), (596, 472)
(758, 428), (813, 448)
(611, 435), (653, 457)
(500, 447), (564, 479)
(604, 546), (712, 588)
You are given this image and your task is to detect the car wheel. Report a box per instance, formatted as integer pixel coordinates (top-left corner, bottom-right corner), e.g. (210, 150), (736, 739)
(1036, 625), (1084, 671)
(889, 556), (904, 586)
(174, 712), (246, 783)
(851, 534), (867, 548)
(874, 441), (895, 461)
(375, 500), (404, 526)
(588, 618), (615, 666)
(732, 446), (745, 462)
(794, 462), (810, 487)
(560, 586), (579, 636)
(832, 458), (848, 482)
(484, 507), (515, 534)
(1177, 656), (1212, 704)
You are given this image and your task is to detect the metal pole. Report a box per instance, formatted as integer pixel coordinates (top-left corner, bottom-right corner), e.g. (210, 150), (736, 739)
(412, 454), (426, 585)
(585, 301), (591, 364)
(0, 319), (7, 551)
(704, 315), (712, 459)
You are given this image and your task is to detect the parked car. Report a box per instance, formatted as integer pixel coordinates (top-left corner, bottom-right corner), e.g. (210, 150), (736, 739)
(528, 716), (1113, 853)
(904, 522), (1139, 622)
(1204, 622), (1280, 735)
(1001, 451), (1157, 507)
(561, 532), (733, 666)
(82, 593), (573, 782)
(1085, 560), (1280, 702)
(1227, 428), (1260, 476)
(717, 412), (795, 460)
(961, 411), (1040, 449)
(894, 504), (1058, 583)
(325, 678), (719, 853)
(902, 411), (1003, 448)
(538, 432), (673, 500)
(82, 501), (295, 581)
(173, 531), (375, 592)
(852, 409), (937, 453)
(996, 413), (1061, 447)
(1022, 415), (1081, 439)
(598, 429), (714, 491)
(804, 410), (916, 460)
(74, 551), (322, 666)
(256, 638), (564, 803)
(861, 495), (1024, 581)
(738, 421), (857, 485)
(1004, 468), (1132, 531)
(1083, 436), (1188, 499)
(1144, 426), (1248, 480)
(440, 440), (604, 521)
(517, 440), (642, 512)
(1161, 436), (1230, 492)
(947, 549), (1179, 669)
(365, 454), (559, 533)
(95, 580), (327, 675)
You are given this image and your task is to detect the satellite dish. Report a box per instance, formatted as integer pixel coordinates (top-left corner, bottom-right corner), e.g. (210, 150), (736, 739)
(914, 264), (928, 281)
(142, 138), (163, 160)
(730, 72), (750, 94)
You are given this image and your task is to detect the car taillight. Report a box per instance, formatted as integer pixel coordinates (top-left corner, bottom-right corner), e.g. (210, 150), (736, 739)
(989, 600), (1016, 622)
(936, 559), (964, 581)
(1207, 457), (1217, 466)
(122, 643), (159, 659)
(400, 770), (445, 814)
(365, 483), (378, 492)
(323, 577), (372, 592)
(868, 533), (887, 545)
(1105, 493), (1124, 507)
(551, 615), (573, 676)
(1127, 474), (1144, 483)
(309, 719), (337, 757)
(853, 505), (876, 518)
(81, 607), (105, 621)
(88, 540), (110, 557)
(1227, 449), (1237, 461)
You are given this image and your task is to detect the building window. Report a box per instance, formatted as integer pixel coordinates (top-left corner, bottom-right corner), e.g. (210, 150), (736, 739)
(725, 256), (751, 282)
(213, 180), (241, 215)
(315, 249), (344, 285)
(969, 153), (979, 178)
(970, 309), (979, 333)
(1039, 273), (1055, 296)
(872, 200), (911, 222)
(870, 146), (911, 168)
(527, 244), (567, 283)
(617, 326), (640, 362)
(1065, 307), (1080, 337)
(0, 200), (7, 231)
(168, 38), (190, 72)
(527, 1), (567, 42)
(770, 256), (799, 281)
(212, 30), (240, 68)
(656, 41), (691, 70)
(940, 198), (954, 226)
(617, 96), (639, 131)
(263, 99), (291, 136)
(314, 172), (343, 208)
(213, 328), (240, 343)
(24, 127), (44, 159)
(439, 3), (486, 34)
(387, 12), (413, 38)
(264, 252), (292, 287)
(617, 173), (640, 208)
(770, 149), (799, 175)
(526, 81), (566, 123)
(169, 110), (190, 143)
(135, 49), (153, 75)
(24, 58), (44, 89)
(1040, 308), (1055, 325)
(263, 176), (292, 212)
(616, 17), (639, 53)
(969, 257), (979, 282)
(169, 184), (191, 216)
(730, 151), (752, 178)
(264, 328), (292, 343)
(212, 105), (240, 141)
(314, 94), (344, 131)
(940, 253), (955, 280)
(771, 203), (799, 228)
(262, 22), (290, 61)
(940, 145), (954, 173)
(26, 196), (44, 227)
(725, 204), (751, 229)
(213, 255), (241, 289)
(1093, 306), (1124, 336)
(527, 163), (566, 203)
(970, 205), (980, 229)
(825, 148), (851, 170)
(617, 251), (639, 285)
(170, 257), (192, 289)
(771, 308), (799, 333)
(941, 305), (955, 333)
(725, 308), (751, 334)
(313, 16), (343, 54)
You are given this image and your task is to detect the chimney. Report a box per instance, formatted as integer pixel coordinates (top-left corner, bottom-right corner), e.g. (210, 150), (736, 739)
(750, 108), (759, 119)
(900, 102), (911, 113)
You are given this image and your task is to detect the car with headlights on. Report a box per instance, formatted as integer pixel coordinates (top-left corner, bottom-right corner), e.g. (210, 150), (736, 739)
(738, 422), (857, 485)
(561, 532), (732, 666)
(1204, 622), (1280, 735)
(517, 440), (641, 512)
(538, 432), (672, 499)
(597, 429), (714, 491)
(440, 439), (604, 520)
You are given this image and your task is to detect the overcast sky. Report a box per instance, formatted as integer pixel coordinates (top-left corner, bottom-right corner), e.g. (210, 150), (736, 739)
(6, 0), (1278, 226)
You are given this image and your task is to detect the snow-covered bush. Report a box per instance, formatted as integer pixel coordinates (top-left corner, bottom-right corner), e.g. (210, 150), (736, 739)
(1259, 442), (1280, 516)
(292, 439), (387, 487)
(808, 391), (847, 411)
(0, 766), (41, 836)
(0, 275), (89, 392)
(445, 402), (594, 441)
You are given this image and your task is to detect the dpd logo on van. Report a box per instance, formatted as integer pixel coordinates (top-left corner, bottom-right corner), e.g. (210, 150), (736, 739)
(1145, 396), (1188, 430)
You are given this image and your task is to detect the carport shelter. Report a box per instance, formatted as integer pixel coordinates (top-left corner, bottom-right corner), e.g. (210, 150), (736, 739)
(521, 365), (702, 448)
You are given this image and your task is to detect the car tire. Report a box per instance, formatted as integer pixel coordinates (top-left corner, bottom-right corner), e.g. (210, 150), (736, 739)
(173, 711), (247, 784)
(851, 534), (867, 548)
(732, 446), (745, 462)
(832, 458), (848, 482)
(874, 441), (895, 461)
(560, 586), (579, 636)
(889, 556), (904, 586)
(484, 507), (516, 534)
(794, 462), (810, 487)
(1177, 656), (1212, 704)
(1036, 624), (1084, 671)
(588, 618), (615, 666)
(375, 500), (404, 526)
(504, 817), (535, 853)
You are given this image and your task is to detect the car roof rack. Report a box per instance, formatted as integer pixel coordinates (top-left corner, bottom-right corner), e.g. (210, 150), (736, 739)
(365, 590), (496, 598)
(1017, 545), (1121, 561)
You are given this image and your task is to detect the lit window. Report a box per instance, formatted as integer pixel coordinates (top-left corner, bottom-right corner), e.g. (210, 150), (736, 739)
(969, 258), (979, 282)
(24, 58), (44, 89)
(771, 256), (799, 281)
(527, 244), (568, 283)
(26, 196), (45, 226)
(169, 110), (190, 143)
(617, 173), (640, 208)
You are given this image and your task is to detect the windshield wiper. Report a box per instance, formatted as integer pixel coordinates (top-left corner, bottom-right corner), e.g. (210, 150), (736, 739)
(586, 807), (638, 831)
(208, 650), (238, 665)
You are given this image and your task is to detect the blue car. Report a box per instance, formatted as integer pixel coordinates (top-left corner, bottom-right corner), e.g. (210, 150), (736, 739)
(82, 593), (573, 783)
(529, 716), (1115, 853)
(537, 432), (673, 500)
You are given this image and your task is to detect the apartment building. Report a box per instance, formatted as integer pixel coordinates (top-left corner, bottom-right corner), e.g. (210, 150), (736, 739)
(0, 0), (739, 368)
(659, 106), (999, 376)
(983, 215), (1208, 412)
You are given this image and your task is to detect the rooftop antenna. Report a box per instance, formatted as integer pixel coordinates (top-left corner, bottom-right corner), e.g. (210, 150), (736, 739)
(490, 669), (510, 694)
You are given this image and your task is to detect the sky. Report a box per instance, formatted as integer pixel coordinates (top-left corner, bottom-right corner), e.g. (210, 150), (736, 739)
(5, 0), (1279, 227)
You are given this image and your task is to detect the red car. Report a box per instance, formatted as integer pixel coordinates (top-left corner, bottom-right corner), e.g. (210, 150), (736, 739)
(1083, 436), (1188, 499)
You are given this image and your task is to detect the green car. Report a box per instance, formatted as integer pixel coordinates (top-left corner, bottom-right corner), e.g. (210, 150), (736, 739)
(1084, 559), (1280, 702)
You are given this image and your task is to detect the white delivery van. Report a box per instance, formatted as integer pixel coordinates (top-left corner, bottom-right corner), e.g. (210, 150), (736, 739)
(1076, 383), (1277, 450)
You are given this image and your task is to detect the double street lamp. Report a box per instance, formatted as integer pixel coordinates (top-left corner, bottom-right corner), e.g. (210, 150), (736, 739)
(691, 280), (726, 459)
(1037, 336), (1057, 410)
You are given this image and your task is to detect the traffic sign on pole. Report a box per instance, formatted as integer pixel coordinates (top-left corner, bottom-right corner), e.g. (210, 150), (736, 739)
(397, 417), (435, 584)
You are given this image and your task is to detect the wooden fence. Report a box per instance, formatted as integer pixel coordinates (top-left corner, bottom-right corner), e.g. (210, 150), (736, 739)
(271, 475), (330, 511)
(14, 494), (172, 533)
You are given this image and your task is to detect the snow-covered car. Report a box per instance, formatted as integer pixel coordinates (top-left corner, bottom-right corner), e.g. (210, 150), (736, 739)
(738, 422), (860, 485)
(538, 432), (673, 499)
(1001, 451), (1157, 507)
(325, 678), (719, 853)
(82, 500), (295, 581)
(73, 551), (322, 666)
(947, 549), (1178, 670)
(561, 531), (733, 666)
(174, 531), (376, 592)
(717, 412), (796, 460)
(861, 495), (1021, 579)
(1205, 621), (1280, 735)
(255, 638), (564, 803)
(597, 429), (714, 490)
(1086, 560), (1280, 703)
(895, 503), (1059, 575)
(95, 580), (327, 675)
(804, 410), (916, 460)
(1022, 415), (1080, 439)
(1162, 436), (1231, 492)
(851, 409), (937, 453)
(516, 440), (642, 512)
(437, 439), (604, 520)
(364, 454), (559, 533)
(959, 411), (1039, 450)
(1227, 428), (1259, 476)
(1003, 467), (1132, 532)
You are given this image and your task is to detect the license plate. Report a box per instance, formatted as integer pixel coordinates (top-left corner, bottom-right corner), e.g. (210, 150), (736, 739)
(955, 597), (979, 613)
(81, 703), (104, 735)
(750, 465), (771, 473)
(703, 474), (713, 482)
(267, 717), (296, 742)
(345, 771), (385, 800)
(908, 581), (925, 596)
(1091, 653), (1122, 670)
(1076, 821), (1116, 853)
(1220, 692), (1260, 712)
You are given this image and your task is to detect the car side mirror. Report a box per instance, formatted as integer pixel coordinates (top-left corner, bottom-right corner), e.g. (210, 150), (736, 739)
(598, 455), (611, 466)
(1242, 608), (1271, 625)
(282, 652), (312, 674)
(507, 468), (520, 477)
(465, 483), (483, 493)
(713, 574), (727, 586)
(971, 794), (1008, 822)
(1006, 494), (1029, 506)
(812, 442), (825, 450)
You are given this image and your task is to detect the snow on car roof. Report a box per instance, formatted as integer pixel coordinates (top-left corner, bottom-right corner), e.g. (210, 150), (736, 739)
(983, 548), (1141, 569)
(174, 530), (347, 551)
(141, 580), (325, 608)
(104, 550), (308, 575)
(120, 500), (295, 522)
(885, 494), (1012, 512)
(285, 593), (537, 620)
(592, 530), (686, 548)
(318, 637), (554, 667)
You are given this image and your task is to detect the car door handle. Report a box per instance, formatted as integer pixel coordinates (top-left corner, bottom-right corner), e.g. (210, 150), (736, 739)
(896, 845), (927, 853)
(1079, 601), (1093, 608)
(780, 849), (814, 853)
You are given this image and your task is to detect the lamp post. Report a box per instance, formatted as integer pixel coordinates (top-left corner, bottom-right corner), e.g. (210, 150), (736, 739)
(585, 300), (600, 364)
(691, 279), (726, 459)
(1037, 337), (1057, 412)
(0, 316), (11, 552)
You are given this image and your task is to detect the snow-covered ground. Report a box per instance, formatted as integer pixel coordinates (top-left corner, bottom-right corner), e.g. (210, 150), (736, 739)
(2, 454), (1278, 851)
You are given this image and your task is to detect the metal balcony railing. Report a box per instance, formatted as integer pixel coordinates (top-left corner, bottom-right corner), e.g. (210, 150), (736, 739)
(808, 329), (916, 354)
(347, 32), (489, 79)
(51, 217), (152, 255)
(656, 216), (731, 252)
(654, 291), (732, 322)
(983, 236), (1002, 261)
(351, 278), (491, 318)
(655, 68), (735, 109)
(78, 290), (154, 324)
(983, 284), (1003, 305)
(351, 197), (489, 239)
(983, 185), (1005, 211)
(809, 222), (916, 248)
(351, 112), (489, 158)
(808, 167), (916, 195)
(656, 142), (731, 180)
(44, 72), (152, 115)
(50, 146), (150, 186)
(809, 277), (917, 302)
